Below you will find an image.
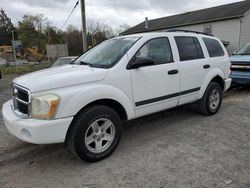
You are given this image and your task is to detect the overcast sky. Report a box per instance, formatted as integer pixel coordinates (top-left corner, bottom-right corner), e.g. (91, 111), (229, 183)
(0, 0), (243, 30)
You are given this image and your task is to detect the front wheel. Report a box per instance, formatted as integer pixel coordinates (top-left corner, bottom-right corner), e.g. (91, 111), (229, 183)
(197, 82), (223, 115)
(66, 105), (122, 162)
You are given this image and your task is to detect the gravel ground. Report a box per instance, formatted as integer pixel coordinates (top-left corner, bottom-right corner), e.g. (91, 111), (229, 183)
(0, 76), (250, 188)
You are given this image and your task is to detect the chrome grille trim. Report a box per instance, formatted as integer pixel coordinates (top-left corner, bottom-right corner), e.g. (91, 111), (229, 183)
(12, 83), (31, 118)
(231, 65), (250, 69)
(15, 97), (29, 105)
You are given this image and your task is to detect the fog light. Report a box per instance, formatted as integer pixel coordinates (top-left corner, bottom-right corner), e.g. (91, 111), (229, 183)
(21, 129), (31, 138)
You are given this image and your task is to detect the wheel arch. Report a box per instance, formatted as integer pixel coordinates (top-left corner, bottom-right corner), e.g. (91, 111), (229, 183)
(65, 98), (128, 144)
(210, 76), (224, 89)
(198, 68), (225, 99)
(80, 98), (128, 121)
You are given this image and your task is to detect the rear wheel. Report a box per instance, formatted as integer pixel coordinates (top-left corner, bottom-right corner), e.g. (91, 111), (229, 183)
(197, 82), (222, 115)
(66, 105), (122, 162)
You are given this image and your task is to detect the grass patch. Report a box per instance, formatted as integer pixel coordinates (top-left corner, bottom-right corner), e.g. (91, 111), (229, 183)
(0, 74), (16, 90)
(0, 62), (53, 75)
(0, 62), (53, 90)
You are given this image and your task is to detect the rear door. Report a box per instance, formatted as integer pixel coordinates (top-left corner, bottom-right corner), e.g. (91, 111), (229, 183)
(202, 37), (228, 77)
(174, 36), (207, 105)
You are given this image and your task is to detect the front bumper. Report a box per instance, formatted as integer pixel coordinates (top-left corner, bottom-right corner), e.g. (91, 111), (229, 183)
(231, 77), (250, 85)
(230, 71), (250, 85)
(2, 100), (73, 144)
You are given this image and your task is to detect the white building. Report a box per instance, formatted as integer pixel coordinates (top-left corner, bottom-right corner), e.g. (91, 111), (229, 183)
(122, 0), (250, 55)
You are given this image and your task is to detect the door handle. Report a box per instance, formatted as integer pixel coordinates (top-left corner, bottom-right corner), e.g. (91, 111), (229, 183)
(203, 64), (210, 69)
(168, 69), (179, 75)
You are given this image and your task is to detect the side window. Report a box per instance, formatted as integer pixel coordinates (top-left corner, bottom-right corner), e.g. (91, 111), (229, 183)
(175, 36), (204, 61)
(203, 38), (225, 57)
(135, 38), (173, 65)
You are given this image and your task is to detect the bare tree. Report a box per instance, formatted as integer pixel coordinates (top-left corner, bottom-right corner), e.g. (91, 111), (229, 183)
(87, 21), (115, 46)
(116, 24), (131, 36)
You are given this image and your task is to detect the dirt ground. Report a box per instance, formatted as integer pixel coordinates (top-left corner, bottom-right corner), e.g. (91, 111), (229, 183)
(0, 75), (250, 188)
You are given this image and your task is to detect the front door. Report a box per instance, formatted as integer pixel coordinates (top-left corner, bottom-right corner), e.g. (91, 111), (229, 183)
(129, 37), (181, 117)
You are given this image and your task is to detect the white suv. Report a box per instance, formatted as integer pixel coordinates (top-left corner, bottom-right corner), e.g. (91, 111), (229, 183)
(2, 31), (231, 162)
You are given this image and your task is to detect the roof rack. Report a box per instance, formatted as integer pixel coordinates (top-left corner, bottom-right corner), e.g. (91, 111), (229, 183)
(166, 29), (214, 36)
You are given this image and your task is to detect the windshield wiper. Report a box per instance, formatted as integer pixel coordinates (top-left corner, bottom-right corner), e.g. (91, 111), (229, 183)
(79, 61), (94, 67)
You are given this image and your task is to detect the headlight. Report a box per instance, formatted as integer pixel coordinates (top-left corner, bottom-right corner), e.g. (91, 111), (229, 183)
(31, 94), (60, 119)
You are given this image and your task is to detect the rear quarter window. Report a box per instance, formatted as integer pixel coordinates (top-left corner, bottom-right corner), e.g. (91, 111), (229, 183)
(203, 38), (224, 57)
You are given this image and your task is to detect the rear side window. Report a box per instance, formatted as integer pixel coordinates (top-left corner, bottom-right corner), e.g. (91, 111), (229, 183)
(203, 38), (224, 57)
(175, 36), (204, 61)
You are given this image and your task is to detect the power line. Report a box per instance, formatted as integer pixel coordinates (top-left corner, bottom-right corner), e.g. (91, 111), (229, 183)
(55, 2), (69, 29)
(61, 0), (79, 29)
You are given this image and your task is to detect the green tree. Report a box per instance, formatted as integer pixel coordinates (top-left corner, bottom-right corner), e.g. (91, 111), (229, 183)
(45, 23), (65, 44)
(66, 25), (83, 56)
(0, 8), (15, 45)
(17, 15), (39, 49)
(17, 14), (48, 51)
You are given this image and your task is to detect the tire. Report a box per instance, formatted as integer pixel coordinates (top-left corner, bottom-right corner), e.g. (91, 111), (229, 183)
(66, 105), (122, 162)
(197, 82), (223, 115)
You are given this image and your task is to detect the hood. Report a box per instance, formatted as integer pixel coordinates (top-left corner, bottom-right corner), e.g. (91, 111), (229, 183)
(230, 55), (250, 63)
(13, 65), (108, 92)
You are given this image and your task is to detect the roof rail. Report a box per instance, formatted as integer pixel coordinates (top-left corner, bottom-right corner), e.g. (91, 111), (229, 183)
(166, 29), (214, 36)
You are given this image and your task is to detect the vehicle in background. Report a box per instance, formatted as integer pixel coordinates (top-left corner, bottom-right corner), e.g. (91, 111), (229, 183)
(230, 43), (250, 86)
(52, 56), (77, 67)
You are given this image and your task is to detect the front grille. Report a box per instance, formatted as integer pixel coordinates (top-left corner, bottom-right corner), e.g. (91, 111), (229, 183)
(17, 89), (29, 102)
(12, 84), (30, 117)
(231, 61), (250, 72)
(16, 101), (29, 114)
(231, 61), (250, 65)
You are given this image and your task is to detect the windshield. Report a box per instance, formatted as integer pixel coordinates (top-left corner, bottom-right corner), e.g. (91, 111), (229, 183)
(236, 43), (250, 55)
(73, 37), (139, 68)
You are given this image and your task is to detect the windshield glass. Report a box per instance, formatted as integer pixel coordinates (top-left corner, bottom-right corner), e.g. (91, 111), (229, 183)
(73, 37), (139, 68)
(236, 43), (250, 55)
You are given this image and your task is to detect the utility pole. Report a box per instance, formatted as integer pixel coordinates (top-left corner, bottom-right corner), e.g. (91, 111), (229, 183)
(12, 30), (17, 74)
(80, 0), (88, 52)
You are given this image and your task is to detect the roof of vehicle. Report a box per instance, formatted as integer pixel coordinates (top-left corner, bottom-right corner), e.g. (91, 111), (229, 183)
(122, 0), (250, 35)
(121, 31), (217, 39)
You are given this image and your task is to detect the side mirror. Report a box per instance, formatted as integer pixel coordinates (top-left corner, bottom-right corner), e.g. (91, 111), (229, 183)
(128, 57), (154, 69)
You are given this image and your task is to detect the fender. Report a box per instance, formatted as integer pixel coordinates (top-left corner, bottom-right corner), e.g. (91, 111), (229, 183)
(56, 84), (136, 120)
(198, 68), (225, 99)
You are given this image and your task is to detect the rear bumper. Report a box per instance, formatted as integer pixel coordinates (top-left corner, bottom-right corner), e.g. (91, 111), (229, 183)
(224, 78), (232, 92)
(2, 100), (73, 144)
